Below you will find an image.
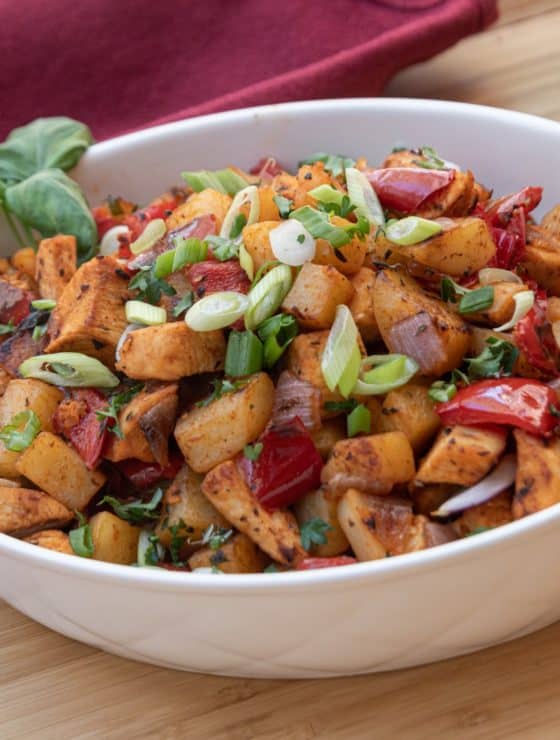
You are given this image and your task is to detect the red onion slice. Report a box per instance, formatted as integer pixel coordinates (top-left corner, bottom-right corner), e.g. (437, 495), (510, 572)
(432, 454), (516, 518)
(387, 312), (446, 375)
(272, 371), (321, 431)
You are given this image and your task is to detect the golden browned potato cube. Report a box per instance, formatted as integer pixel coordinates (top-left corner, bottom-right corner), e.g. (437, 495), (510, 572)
(155, 465), (229, 549)
(520, 225), (560, 296)
(547, 296), (560, 323)
(242, 221), (277, 272)
(273, 162), (333, 210)
(281, 263), (354, 330)
(513, 429), (560, 518)
(258, 187), (281, 221)
(16, 432), (106, 511)
(188, 532), (268, 573)
(0, 379), (63, 478)
(166, 189), (232, 231)
(46, 255), (129, 367)
(174, 373), (274, 473)
(0, 486), (72, 537)
(313, 215), (368, 276)
(24, 529), (74, 555)
(309, 419), (347, 459)
(541, 204), (560, 240)
(409, 483), (458, 517)
(373, 269), (471, 376)
(202, 460), (305, 565)
(11, 247), (37, 279)
(286, 331), (346, 414)
(415, 425), (506, 487)
(453, 491), (513, 536)
(116, 322), (225, 380)
(468, 281), (530, 327)
(379, 382), (440, 454)
(348, 267), (379, 343)
(294, 488), (349, 557)
(321, 432), (415, 495)
(0, 368), (11, 398)
(89, 511), (141, 565)
(35, 235), (77, 300)
(403, 515), (457, 552)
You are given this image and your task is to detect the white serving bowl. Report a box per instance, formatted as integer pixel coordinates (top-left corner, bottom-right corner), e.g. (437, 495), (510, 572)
(1, 99), (560, 678)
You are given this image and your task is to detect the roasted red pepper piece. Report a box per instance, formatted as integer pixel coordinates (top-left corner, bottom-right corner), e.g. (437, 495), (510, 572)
(239, 417), (323, 510)
(366, 167), (455, 213)
(188, 260), (251, 297)
(116, 454), (183, 489)
(436, 378), (559, 436)
(250, 156), (284, 182)
(54, 389), (109, 469)
(514, 289), (559, 375)
(483, 186), (542, 225)
(296, 556), (357, 571)
(93, 193), (183, 242)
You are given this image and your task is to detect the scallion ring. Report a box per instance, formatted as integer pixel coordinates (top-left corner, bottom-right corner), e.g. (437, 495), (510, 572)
(244, 264), (293, 330)
(321, 305), (361, 398)
(269, 220), (316, 266)
(239, 243), (254, 280)
(0, 409), (41, 452)
(99, 225), (129, 256)
(181, 168), (249, 195)
(19, 352), (120, 388)
(125, 300), (167, 326)
(478, 268), (523, 286)
(384, 216), (443, 246)
(220, 185), (260, 239)
(352, 354), (419, 395)
(345, 167), (385, 226)
(289, 206), (350, 248)
(308, 184), (345, 207)
(185, 291), (249, 331)
(129, 218), (166, 255)
(31, 299), (56, 311)
(493, 290), (535, 332)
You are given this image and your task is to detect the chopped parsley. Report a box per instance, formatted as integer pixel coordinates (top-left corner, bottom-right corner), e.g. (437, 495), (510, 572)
(272, 194), (293, 218)
(0, 320), (15, 336)
(465, 337), (519, 379)
(98, 488), (163, 524)
(172, 291), (194, 317)
(205, 235), (240, 261)
(428, 380), (457, 403)
(196, 378), (243, 407)
(144, 534), (162, 565)
(96, 383), (144, 438)
(317, 194), (356, 219)
(324, 399), (358, 413)
(128, 265), (176, 304)
(201, 524), (234, 551)
(243, 442), (263, 461)
(413, 146), (447, 171)
(300, 518), (332, 551)
(229, 213), (247, 239)
(298, 152), (356, 179)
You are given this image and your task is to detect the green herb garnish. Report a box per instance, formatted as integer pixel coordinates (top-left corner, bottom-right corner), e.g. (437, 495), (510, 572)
(69, 511), (94, 558)
(128, 265), (176, 305)
(0, 409), (41, 451)
(272, 194), (293, 218)
(196, 378), (243, 408)
(95, 383), (144, 438)
(0, 320), (15, 336)
(229, 213), (247, 239)
(413, 146), (447, 170)
(465, 337), (519, 379)
(172, 291), (195, 317)
(458, 286), (494, 315)
(243, 442), (263, 461)
(206, 235), (240, 261)
(98, 488), (163, 524)
(428, 380), (457, 403)
(300, 517), (332, 551)
(324, 399), (359, 413)
(298, 152), (356, 178)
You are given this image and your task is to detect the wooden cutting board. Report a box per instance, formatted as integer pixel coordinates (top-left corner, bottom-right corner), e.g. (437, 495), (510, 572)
(2, 2), (560, 737)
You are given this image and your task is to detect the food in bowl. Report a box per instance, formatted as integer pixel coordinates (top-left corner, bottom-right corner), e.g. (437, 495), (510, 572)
(1, 117), (560, 575)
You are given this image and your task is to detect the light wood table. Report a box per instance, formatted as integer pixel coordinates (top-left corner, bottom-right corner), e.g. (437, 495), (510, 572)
(2, 2), (560, 737)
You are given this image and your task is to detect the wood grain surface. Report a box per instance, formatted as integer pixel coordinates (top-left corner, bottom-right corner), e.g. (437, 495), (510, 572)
(2, 2), (560, 737)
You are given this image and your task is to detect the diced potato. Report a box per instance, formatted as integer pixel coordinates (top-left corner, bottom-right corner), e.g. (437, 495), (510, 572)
(547, 296), (560, 323)
(0, 368), (11, 397)
(35, 235), (77, 300)
(24, 529), (74, 555)
(520, 225), (560, 296)
(46, 255), (129, 367)
(0, 379), (63, 478)
(513, 429), (560, 518)
(338, 489), (414, 560)
(0, 486), (72, 536)
(312, 216), (368, 276)
(403, 515), (457, 552)
(309, 419), (347, 459)
(16, 432), (106, 511)
(541, 204), (560, 240)
(373, 217), (495, 277)
(273, 162), (333, 210)
(188, 533), (268, 573)
(348, 267), (379, 343)
(105, 383), (178, 465)
(294, 488), (349, 557)
(11, 247), (37, 279)
(321, 432), (415, 495)
(174, 373), (273, 473)
(453, 491), (513, 536)
(241, 221), (277, 272)
(155, 465), (229, 549)
(201, 460), (305, 565)
(281, 263), (354, 330)
(89, 511), (141, 565)
(379, 382), (440, 454)
(165, 189), (231, 231)
(415, 425), (506, 487)
(286, 331), (346, 413)
(116, 322), (225, 380)
(468, 282), (530, 327)
(373, 269), (471, 376)
(409, 483), (458, 516)
(257, 187), (281, 221)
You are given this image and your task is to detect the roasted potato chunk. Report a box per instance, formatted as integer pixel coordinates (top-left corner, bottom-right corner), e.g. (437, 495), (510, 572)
(11, 247), (37, 279)
(16, 432), (106, 511)
(453, 491), (513, 536)
(116, 322), (225, 380)
(312, 216), (368, 276)
(310, 418), (347, 459)
(541, 204), (560, 240)
(468, 281), (530, 327)
(174, 373), (274, 473)
(348, 267), (379, 343)
(520, 225), (560, 296)
(201, 460), (305, 565)
(282, 263), (354, 330)
(166, 189), (231, 231)
(403, 515), (457, 552)
(188, 533), (268, 573)
(241, 221), (277, 272)
(379, 382), (440, 454)
(321, 432), (415, 495)
(0, 486), (72, 537)
(286, 331), (347, 413)
(46, 255), (129, 367)
(273, 162), (333, 210)
(513, 430), (560, 518)
(409, 483), (458, 517)
(89, 511), (141, 565)
(415, 425), (506, 487)
(35, 235), (77, 300)
(294, 488), (349, 557)
(373, 269), (470, 376)
(24, 529), (74, 555)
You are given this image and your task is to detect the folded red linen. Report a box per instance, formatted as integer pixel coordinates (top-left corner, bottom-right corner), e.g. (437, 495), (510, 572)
(0, 0), (497, 140)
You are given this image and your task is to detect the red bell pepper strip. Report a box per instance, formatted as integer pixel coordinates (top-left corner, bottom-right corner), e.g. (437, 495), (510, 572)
(296, 556), (357, 571)
(239, 417), (323, 510)
(483, 186), (542, 226)
(116, 454), (183, 489)
(53, 389), (109, 469)
(436, 378), (560, 436)
(366, 167), (455, 213)
(188, 260), (251, 297)
(250, 156), (284, 182)
(514, 289), (559, 375)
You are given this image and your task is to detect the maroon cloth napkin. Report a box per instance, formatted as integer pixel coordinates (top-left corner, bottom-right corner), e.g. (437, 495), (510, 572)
(0, 0), (497, 141)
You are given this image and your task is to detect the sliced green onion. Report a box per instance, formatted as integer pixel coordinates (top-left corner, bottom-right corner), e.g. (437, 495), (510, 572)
(181, 168), (249, 195)
(273, 194), (293, 219)
(257, 313), (298, 367)
(385, 216), (443, 246)
(298, 152), (356, 178)
(129, 218), (166, 255)
(428, 380), (457, 403)
(125, 300), (166, 326)
(153, 249), (175, 278)
(440, 276), (469, 302)
(251, 260), (281, 287)
(173, 237), (208, 270)
(225, 330), (264, 377)
(31, 299), (56, 311)
(269, 220), (316, 266)
(137, 529), (164, 566)
(0, 409), (41, 452)
(185, 291), (249, 331)
(290, 206), (350, 248)
(244, 264), (293, 330)
(478, 267), (522, 286)
(32, 324), (48, 342)
(458, 286), (494, 314)
(321, 305), (360, 398)
(239, 243), (254, 280)
(69, 513), (94, 558)
(19, 352), (119, 388)
(345, 167), (385, 226)
(338, 343), (362, 398)
(494, 290), (535, 332)
(220, 185), (260, 239)
(353, 354), (419, 395)
(308, 184), (345, 207)
(347, 403), (371, 437)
